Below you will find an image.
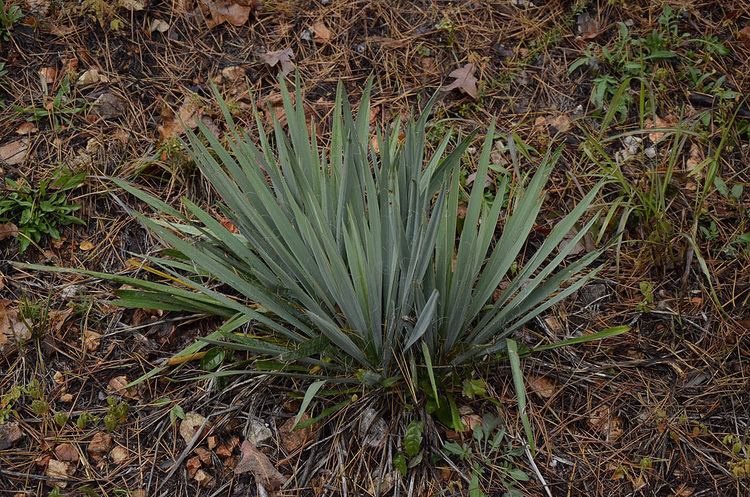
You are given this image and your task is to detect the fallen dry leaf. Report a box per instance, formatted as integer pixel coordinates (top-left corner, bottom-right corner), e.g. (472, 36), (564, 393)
(588, 406), (624, 441)
(738, 26), (750, 49)
(0, 422), (23, 449)
(88, 432), (113, 462)
(310, 21), (332, 43)
(179, 412), (207, 444)
(527, 376), (556, 398)
(686, 142), (703, 175)
(54, 443), (80, 463)
(186, 455), (202, 477)
(194, 469), (214, 486)
(260, 48), (295, 76)
(77, 68), (101, 87)
(279, 414), (313, 452)
(443, 63), (479, 99)
(25, 0), (50, 14)
(83, 329), (101, 352)
(549, 114), (572, 133)
(672, 483), (695, 497)
(460, 413), (482, 432)
(0, 139), (30, 166)
(260, 92), (294, 126)
(150, 18), (170, 33)
(195, 446), (212, 465)
(46, 459), (74, 487)
(107, 375), (139, 399)
(201, 0), (258, 28)
(0, 223), (19, 241)
(234, 440), (286, 491)
(110, 445), (129, 464)
(15, 122), (38, 135)
(576, 12), (604, 40)
(119, 0), (145, 10)
(215, 435), (240, 458)
(39, 67), (57, 85)
(645, 114), (679, 143)
(221, 65), (245, 82)
(158, 95), (202, 141)
(0, 301), (32, 355)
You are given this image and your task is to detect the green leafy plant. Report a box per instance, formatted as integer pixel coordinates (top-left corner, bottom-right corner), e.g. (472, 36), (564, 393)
(0, 0), (23, 41)
(443, 413), (528, 496)
(23, 77), (625, 451)
(103, 396), (128, 432)
(393, 420), (424, 475)
(0, 169), (85, 252)
(16, 73), (87, 130)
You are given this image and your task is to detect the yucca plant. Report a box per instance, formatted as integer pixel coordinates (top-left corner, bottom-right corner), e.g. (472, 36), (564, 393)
(22, 78), (622, 424)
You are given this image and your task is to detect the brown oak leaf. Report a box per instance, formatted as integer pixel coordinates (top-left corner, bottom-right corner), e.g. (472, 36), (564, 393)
(234, 440), (286, 491)
(201, 0), (258, 28)
(260, 48), (295, 76)
(442, 63), (479, 99)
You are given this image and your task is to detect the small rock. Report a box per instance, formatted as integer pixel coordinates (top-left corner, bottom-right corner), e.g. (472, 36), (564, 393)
(88, 432), (112, 462)
(93, 93), (127, 119)
(0, 422), (23, 449)
(179, 412), (207, 444)
(46, 459), (73, 487)
(247, 418), (272, 446)
(54, 443), (79, 463)
(579, 283), (608, 308)
(110, 445), (129, 464)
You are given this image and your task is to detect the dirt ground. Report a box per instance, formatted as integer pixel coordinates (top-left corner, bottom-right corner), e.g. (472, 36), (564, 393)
(1, 0), (749, 496)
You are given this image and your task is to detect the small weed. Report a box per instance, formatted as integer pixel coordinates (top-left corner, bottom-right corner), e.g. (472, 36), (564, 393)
(698, 220), (719, 242)
(81, 0), (126, 30)
(0, 168), (85, 252)
(0, 385), (23, 423)
(16, 73), (87, 130)
(0, 61), (9, 107)
(103, 396), (128, 432)
(570, 5), (734, 120)
(53, 411), (69, 426)
(435, 15), (457, 47)
(723, 434), (750, 478)
(442, 413), (528, 497)
(393, 420), (424, 476)
(636, 281), (654, 312)
(169, 403), (186, 425)
(0, 0), (23, 40)
(76, 411), (99, 429)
